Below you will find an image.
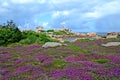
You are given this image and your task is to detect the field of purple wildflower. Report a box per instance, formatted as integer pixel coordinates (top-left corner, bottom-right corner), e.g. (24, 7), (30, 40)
(0, 38), (120, 80)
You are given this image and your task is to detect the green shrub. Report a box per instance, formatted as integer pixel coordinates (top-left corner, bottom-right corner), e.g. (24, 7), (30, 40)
(19, 31), (58, 45)
(39, 33), (51, 43)
(95, 59), (108, 64)
(0, 20), (22, 46)
(47, 30), (54, 32)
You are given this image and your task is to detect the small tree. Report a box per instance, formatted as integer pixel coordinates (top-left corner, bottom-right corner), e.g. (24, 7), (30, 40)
(0, 20), (22, 46)
(6, 20), (16, 28)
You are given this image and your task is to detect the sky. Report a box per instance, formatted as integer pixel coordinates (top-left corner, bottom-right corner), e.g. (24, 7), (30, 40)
(0, 0), (120, 32)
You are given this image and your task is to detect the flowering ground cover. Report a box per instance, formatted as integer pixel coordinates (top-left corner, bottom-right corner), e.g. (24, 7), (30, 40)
(0, 38), (120, 80)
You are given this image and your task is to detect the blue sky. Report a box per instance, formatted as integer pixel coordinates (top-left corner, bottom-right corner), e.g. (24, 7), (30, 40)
(0, 0), (120, 32)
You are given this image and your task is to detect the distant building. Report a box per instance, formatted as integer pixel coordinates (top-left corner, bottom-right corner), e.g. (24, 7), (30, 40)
(36, 26), (44, 32)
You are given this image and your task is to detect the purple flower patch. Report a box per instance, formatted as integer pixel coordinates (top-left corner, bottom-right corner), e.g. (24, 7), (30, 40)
(51, 69), (65, 78)
(106, 55), (120, 64)
(36, 55), (53, 66)
(27, 45), (40, 51)
(14, 65), (32, 75)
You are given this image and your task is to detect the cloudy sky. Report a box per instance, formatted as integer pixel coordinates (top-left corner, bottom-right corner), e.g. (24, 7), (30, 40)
(0, 0), (120, 32)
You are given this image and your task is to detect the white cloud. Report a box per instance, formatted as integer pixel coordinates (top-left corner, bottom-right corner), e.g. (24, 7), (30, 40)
(11, 0), (34, 4)
(42, 22), (48, 27)
(84, 0), (120, 19)
(0, 1), (9, 14)
(60, 22), (66, 25)
(84, 12), (101, 19)
(50, 0), (79, 4)
(38, 0), (46, 4)
(52, 10), (70, 18)
(11, 0), (46, 4)
(42, 22), (52, 30)
(2, 2), (9, 7)
(52, 11), (60, 18)
(50, 0), (70, 4)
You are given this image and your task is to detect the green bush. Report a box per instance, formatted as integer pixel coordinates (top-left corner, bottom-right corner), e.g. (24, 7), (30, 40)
(47, 30), (54, 32)
(39, 33), (51, 43)
(0, 20), (22, 46)
(95, 59), (108, 64)
(20, 31), (58, 45)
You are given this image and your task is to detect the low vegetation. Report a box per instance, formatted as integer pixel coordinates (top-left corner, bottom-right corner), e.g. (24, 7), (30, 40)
(0, 20), (120, 80)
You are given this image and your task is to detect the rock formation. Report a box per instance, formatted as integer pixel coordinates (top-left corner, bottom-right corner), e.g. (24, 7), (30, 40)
(101, 42), (120, 47)
(106, 32), (118, 38)
(42, 42), (62, 48)
(87, 32), (97, 37)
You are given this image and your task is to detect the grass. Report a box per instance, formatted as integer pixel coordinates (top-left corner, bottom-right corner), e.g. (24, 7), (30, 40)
(95, 59), (108, 64)
(52, 60), (67, 69)
(69, 44), (89, 53)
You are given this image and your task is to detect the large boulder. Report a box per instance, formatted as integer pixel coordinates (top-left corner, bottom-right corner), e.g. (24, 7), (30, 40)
(42, 42), (62, 48)
(101, 42), (120, 47)
(106, 32), (118, 38)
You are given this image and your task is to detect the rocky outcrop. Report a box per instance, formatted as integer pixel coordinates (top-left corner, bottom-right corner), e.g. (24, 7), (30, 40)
(42, 42), (62, 48)
(101, 42), (120, 47)
(106, 32), (118, 38)
(87, 32), (97, 37)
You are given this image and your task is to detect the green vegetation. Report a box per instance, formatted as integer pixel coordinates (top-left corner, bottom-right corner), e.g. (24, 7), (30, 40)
(20, 31), (55, 44)
(95, 59), (108, 64)
(77, 39), (91, 42)
(0, 20), (22, 46)
(52, 60), (67, 69)
(53, 30), (68, 35)
(69, 44), (88, 53)
(0, 20), (58, 46)
(47, 29), (54, 32)
(47, 29), (73, 35)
